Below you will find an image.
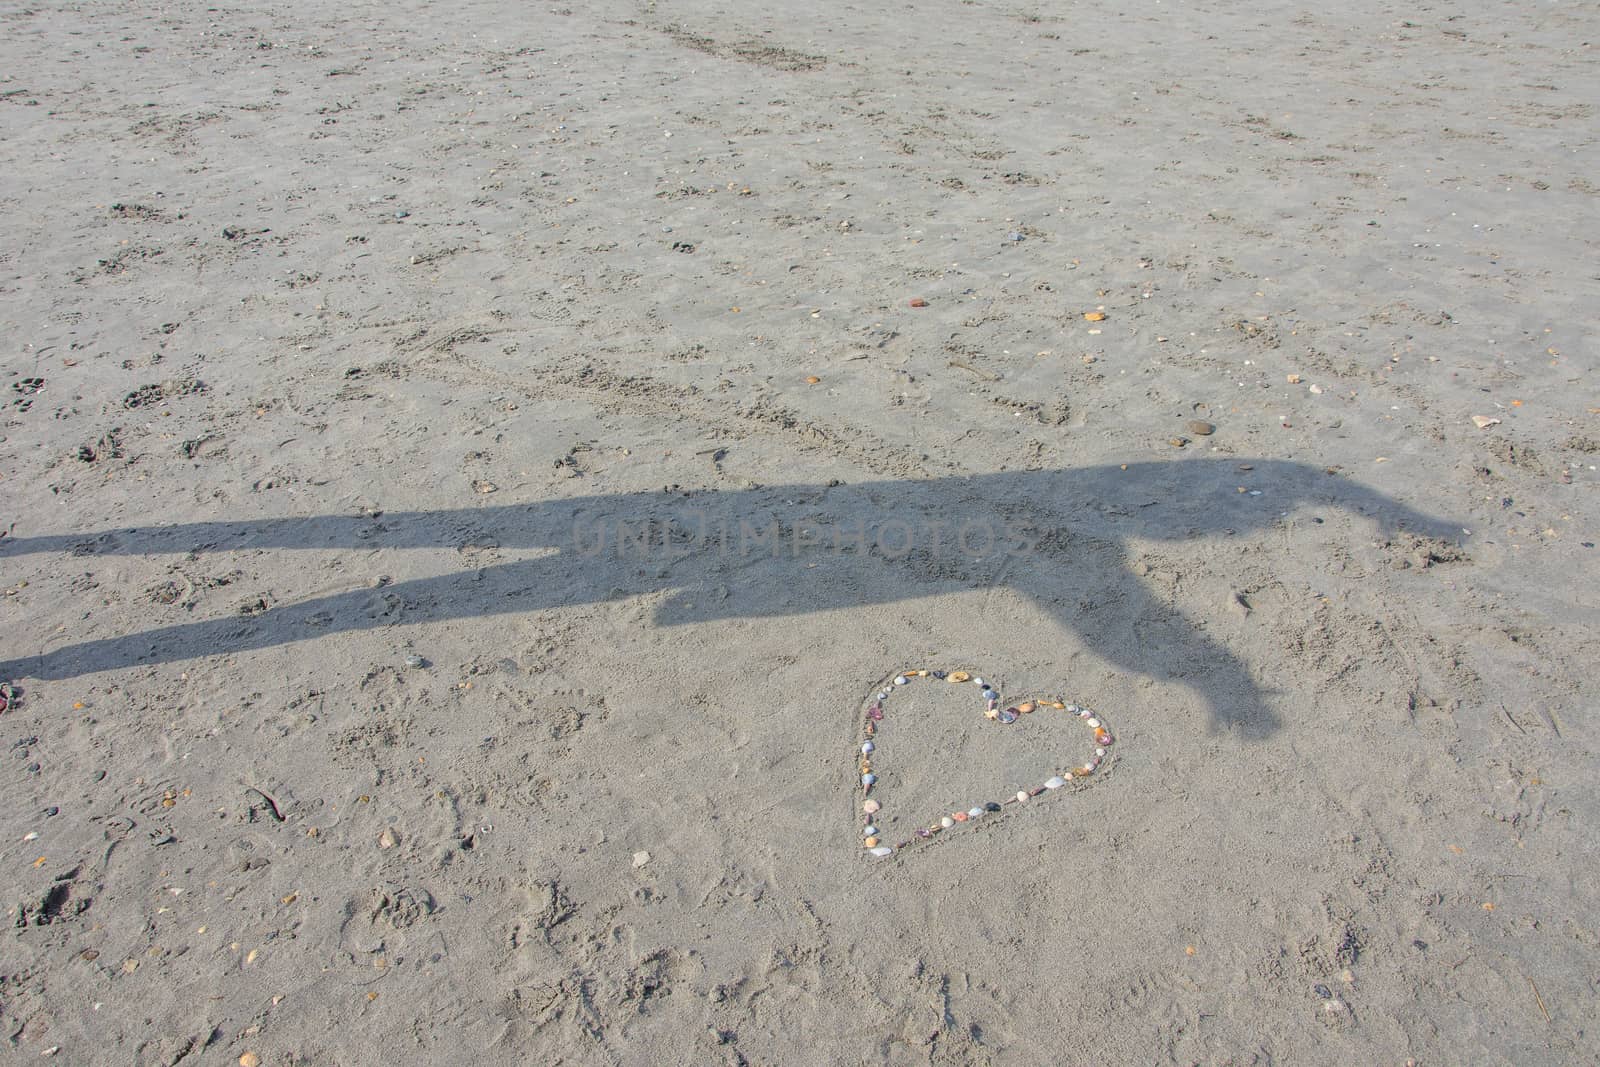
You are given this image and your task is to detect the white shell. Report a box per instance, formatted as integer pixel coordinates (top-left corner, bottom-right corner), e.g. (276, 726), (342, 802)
(1096, 748), (1106, 757)
(1066, 704), (1079, 714)
(967, 807), (984, 818)
(1078, 708), (1091, 717)
(863, 825), (878, 836)
(893, 675), (908, 685)
(940, 816), (955, 828)
(1044, 776), (1067, 789)
(1016, 791), (1029, 803)
(1087, 718), (1100, 728)
(861, 742), (874, 754)
(862, 773), (876, 787)
(971, 677), (985, 688)
(869, 846), (893, 857)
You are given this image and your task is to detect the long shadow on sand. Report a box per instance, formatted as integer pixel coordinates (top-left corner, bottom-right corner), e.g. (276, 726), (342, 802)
(0, 459), (1457, 739)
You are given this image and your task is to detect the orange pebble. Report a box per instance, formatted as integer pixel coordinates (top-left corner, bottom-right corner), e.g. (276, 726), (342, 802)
(864, 837), (879, 848)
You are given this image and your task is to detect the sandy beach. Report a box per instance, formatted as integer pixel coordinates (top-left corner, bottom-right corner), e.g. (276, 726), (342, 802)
(2, 0), (1597, 1062)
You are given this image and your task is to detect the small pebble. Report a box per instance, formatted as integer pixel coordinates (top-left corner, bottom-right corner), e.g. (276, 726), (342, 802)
(403, 654), (424, 669)
(1187, 420), (1216, 435)
(632, 850), (651, 868)
(240, 1055), (261, 1067)
(393, 210), (409, 219)
(908, 297), (927, 308)
(377, 827), (400, 850)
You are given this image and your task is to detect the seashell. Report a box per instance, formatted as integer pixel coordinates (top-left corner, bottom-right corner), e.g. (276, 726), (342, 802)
(915, 670), (929, 677)
(864, 825), (878, 836)
(1017, 702), (1035, 714)
(863, 800), (881, 814)
(967, 807), (984, 818)
(971, 677), (986, 688)
(862, 773), (876, 788)
(868, 705), (883, 721)
(917, 828), (932, 838)
(1067, 705), (1080, 714)
(862, 741), (874, 754)
(865, 722), (875, 736)
(1051, 702), (1065, 709)
(1095, 748), (1106, 757)
(985, 709), (999, 720)
(893, 675), (908, 686)
(1079, 764), (1095, 775)
(948, 671), (971, 683)
(1015, 791), (1029, 803)
(997, 708), (1019, 724)
(870, 846), (893, 857)
(940, 816), (955, 828)
(1045, 776), (1067, 789)
(864, 836), (879, 848)
(1087, 718), (1100, 728)
(952, 812), (969, 822)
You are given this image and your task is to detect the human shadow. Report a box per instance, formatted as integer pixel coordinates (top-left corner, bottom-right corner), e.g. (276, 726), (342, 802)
(0, 459), (1457, 739)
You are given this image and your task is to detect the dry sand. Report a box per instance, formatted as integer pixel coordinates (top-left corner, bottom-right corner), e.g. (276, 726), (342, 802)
(2, 0), (1598, 1062)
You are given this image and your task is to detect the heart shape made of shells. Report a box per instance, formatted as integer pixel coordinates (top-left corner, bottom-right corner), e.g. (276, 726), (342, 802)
(858, 668), (1114, 857)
